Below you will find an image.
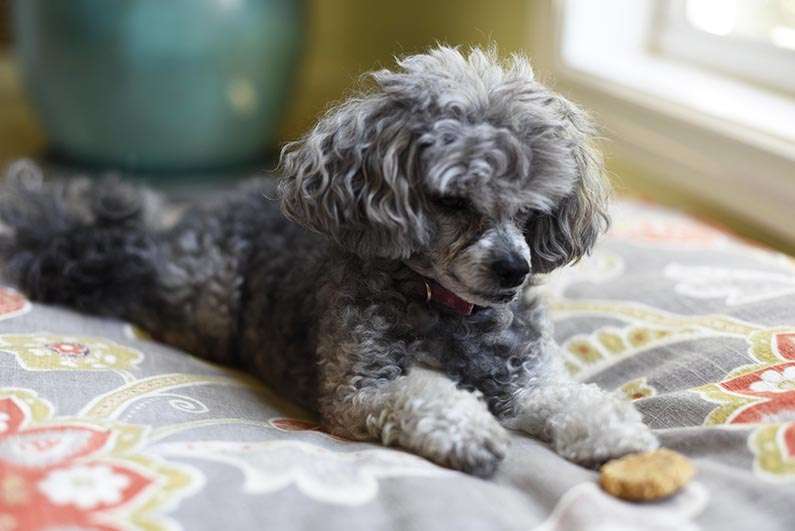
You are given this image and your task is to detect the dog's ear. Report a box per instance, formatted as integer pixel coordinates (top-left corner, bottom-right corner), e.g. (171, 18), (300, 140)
(525, 96), (610, 274)
(278, 92), (428, 258)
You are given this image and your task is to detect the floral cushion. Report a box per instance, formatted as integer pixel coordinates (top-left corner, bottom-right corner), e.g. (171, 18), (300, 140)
(1, 198), (794, 531)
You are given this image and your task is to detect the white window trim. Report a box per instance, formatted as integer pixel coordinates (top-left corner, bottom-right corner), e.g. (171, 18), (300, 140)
(529, 0), (795, 247)
(652, 0), (795, 97)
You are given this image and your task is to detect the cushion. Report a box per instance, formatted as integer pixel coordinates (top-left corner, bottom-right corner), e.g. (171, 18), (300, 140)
(1, 198), (793, 530)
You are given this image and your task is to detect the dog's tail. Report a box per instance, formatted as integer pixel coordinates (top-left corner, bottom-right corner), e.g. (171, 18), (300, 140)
(0, 161), (164, 319)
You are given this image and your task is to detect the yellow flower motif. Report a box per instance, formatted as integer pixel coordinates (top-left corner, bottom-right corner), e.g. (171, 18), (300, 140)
(0, 333), (143, 372)
(620, 378), (656, 401)
(549, 299), (795, 481)
(597, 331), (626, 354)
(627, 327), (671, 348)
(566, 339), (603, 364)
(750, 422), (795, 481)
(561, 322), (697, 380)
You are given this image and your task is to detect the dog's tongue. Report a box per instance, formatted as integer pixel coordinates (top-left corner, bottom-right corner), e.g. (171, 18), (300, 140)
(426, 279), (475, 316)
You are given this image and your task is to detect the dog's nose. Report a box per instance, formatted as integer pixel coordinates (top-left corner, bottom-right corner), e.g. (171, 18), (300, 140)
(493, 256), (530, 288)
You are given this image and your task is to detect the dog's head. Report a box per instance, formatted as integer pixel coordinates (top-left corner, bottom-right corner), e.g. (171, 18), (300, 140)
(279, 46), (609, 306)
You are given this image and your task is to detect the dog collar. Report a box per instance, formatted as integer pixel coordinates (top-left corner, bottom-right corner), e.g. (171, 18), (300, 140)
(421, 278), (476, 316)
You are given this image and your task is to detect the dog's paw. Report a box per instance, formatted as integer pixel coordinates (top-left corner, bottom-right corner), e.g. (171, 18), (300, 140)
(367, 367), (512, 477)
(554, 420), (658, 467)
(439, 419), (510, 477)
(410, 410), (511, 478)
(549, 400), (659, 467)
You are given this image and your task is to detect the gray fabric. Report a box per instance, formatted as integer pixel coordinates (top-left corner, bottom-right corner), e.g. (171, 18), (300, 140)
(1, 198), (793, 530)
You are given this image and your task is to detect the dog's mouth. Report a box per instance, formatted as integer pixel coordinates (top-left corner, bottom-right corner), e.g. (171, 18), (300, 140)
(445, 272), (520, 306)
(467, 288), (518, 305)
(404, 260), (523, 308)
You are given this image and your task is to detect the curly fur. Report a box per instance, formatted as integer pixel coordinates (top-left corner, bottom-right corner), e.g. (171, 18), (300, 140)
(0, 46), (655, 477)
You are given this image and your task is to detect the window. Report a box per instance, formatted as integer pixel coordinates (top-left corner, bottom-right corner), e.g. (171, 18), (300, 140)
(554, 0), (795, 148)
(534, 0), (795, 247)
(653, 0), (795, 94)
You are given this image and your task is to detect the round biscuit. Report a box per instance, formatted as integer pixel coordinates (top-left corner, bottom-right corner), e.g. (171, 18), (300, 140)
(599, 448), (695, 501)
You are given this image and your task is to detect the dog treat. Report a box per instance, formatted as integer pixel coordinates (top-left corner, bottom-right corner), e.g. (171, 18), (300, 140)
(599, 449), (694, 501)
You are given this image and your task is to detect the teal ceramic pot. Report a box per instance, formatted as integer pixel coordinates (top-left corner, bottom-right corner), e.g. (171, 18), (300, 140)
(12, 0), (305, 171)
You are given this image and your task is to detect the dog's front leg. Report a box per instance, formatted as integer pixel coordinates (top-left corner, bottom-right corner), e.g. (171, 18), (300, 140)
(503, 359), (658, 466)
(320, 364), (510, 477)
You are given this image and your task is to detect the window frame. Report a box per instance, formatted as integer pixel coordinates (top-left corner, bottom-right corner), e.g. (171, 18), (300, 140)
(651, 0), (795, 96)
(528, 0), (795, 248)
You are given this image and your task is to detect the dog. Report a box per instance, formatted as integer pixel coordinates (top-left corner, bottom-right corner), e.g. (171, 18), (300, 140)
(0, 46), (657, 477)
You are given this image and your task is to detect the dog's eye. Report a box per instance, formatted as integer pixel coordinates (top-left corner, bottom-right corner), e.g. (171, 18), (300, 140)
(434, 195), (471, 211)
(517, 207), (535, 221)
(441, 133), (457, 145)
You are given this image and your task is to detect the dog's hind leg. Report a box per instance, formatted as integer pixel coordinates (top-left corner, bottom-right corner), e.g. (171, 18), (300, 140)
(0, 167), (247, 366)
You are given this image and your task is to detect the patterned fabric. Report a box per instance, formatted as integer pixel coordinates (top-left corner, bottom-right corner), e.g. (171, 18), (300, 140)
(1, 198), (793, 530)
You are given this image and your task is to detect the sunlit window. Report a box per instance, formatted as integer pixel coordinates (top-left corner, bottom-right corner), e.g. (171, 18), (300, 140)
(685, 0), (738, 36)
(684, 0), (795, 51)
(654, 0), (795, 95)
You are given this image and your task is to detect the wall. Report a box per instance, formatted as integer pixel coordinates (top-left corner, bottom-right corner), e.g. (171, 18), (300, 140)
(1, 0), (45, 165)
(0, 0), (8, 46)
(280, 0), (531, 140)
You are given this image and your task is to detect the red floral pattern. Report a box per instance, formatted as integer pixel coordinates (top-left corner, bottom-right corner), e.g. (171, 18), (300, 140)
(607, 207), (730, 247)
(776, 333), (795, 360)
(0, 287), (29, 320)
(46, 342), (90, 357)
(269, 417), (349, 442)
(612, 221), (725, 244)
(270, 418), (320, 432)
(0, 333), (143, 372)
(782, 424), (795, 457)
(0, 397), (153, 531)
(693, 331), (795, 479)
(697, 332), (795, 425)
(751, 421), (795, 479)
(718, 362), (795, 424)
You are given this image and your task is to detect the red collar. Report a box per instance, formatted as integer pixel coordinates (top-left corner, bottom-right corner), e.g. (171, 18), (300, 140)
(421, 278), (477, 316)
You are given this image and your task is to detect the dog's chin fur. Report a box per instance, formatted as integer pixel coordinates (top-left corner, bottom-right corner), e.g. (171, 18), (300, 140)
(437, 274), (520, 307)
(0, 45), (658, 477)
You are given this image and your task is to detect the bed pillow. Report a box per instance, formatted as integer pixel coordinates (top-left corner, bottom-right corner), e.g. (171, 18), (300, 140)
(1, 198), (793, 531)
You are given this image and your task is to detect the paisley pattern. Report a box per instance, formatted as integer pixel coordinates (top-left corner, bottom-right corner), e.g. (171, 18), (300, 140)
(533, 481), (709, 531)
(0, 333), (143, 372)
(665, 263), (795, 305)
(0, 198), (794, 530)
(560, 321), (704, 379)
(153, 440), (448, 506)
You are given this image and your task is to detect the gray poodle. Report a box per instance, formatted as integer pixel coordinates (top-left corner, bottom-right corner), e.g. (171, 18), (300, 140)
(0, 46), (657, 476)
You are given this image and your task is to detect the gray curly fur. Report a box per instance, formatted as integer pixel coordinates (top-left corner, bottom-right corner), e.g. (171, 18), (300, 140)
(0, 46), (656, 477)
